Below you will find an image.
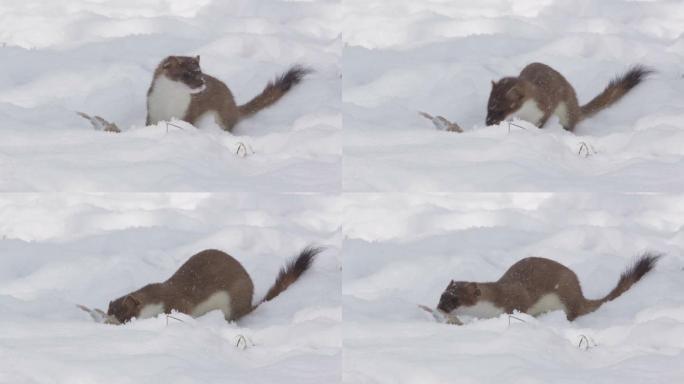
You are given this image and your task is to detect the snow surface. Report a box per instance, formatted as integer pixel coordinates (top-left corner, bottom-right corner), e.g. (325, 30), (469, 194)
(3, 0), (684, 383)
(0, 194), (341, 383)
(343, 193), (684, 383)
(343, 0), (684, 192)
(0, 0), (341, 192)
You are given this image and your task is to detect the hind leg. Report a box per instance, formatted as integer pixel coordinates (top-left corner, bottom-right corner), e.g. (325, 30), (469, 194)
(561, 96), (582, 132)
(218, 107), (239, 132)
(564, 302), (583, 321)
(537, 111), (553, 128)
(554, 273), (586, 320)
(562, 109), (580, 132)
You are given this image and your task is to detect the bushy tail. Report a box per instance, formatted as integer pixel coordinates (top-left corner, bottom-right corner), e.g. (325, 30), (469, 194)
(580, 65), (653, 119)
(260, 246), (322, 304)
(237, 65), (313, 119)
(599, 252), (661, 304)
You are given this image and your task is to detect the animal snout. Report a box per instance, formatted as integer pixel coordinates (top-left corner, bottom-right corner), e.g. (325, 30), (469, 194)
(437, 300), (451, 313)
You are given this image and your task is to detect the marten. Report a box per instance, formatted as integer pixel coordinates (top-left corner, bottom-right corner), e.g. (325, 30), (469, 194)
(146, 55), (311, 131)
(437, 253), (660, 321)
(486, 63), (652, 131)
(106, 246), (322, 324)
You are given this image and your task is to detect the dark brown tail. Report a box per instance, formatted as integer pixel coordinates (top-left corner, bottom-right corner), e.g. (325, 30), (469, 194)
(260, 246), (322, 304)
(237, 65), (313, 119)
(580, 65), (653, 119)
(599, 252), (661, 305)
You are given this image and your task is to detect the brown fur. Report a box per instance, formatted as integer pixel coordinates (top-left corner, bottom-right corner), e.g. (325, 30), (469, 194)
(107, 246), (321, 324)
(486, 63), (652, 131)
(146, 55), (311, 132)
(262, 246), (320, 302)
(238, 65), (312, 119)
(437, 253), (660, 321)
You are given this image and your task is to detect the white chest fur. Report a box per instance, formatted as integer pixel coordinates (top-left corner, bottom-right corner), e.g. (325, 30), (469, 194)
(191, 290), (232, 319)
(147, 75), (194, 125)
(508, 99), (545, 126)
(455, 301), (505, 319)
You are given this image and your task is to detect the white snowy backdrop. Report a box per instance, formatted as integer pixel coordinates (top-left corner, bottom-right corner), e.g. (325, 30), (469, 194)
(0, 0), (341, 191)
(0, 193), (341, 383)
(343, 0), (684, 191)
(343, 193), (684, 383)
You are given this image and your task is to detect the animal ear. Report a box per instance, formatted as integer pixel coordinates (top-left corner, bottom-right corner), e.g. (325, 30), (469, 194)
(195, 55), (200, 63)
(491, 80), (496, 88)
(123, 295), (141, 308)
(163, 56), (178, 69)
(505, 85), (523, 100)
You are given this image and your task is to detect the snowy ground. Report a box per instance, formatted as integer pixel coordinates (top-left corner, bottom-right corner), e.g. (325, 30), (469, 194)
(0, 0), (341, 192)
(0, 194), (341, 383)
(343, 0), (684, 192)
(343, 193), (684, 383)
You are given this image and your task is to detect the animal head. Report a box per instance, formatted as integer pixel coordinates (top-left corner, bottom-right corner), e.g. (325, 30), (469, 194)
(437, 281), (481, 313)
(486, 78), (528, 126)
(158, 55), (205, 91)
(107, 294), (143, 324)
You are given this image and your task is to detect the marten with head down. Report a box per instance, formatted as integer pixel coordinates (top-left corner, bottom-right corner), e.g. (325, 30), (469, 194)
(437, 253), (660, 321)
(106, 246), (322, 324)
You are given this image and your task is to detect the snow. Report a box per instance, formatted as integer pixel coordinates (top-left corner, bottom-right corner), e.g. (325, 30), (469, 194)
(343, 193), (684, 383)
(2, 0), (684, 383)
(343, 0), (684, 192)
(0, 194), (341, 383)
(0, 0), (341, 192)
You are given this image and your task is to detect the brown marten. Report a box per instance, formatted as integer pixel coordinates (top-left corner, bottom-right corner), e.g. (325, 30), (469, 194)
(106, 246), (322, 324)
(486, 63), (652, 131)
(146, 55), (312, 131)
(437, 253), (660, 321)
